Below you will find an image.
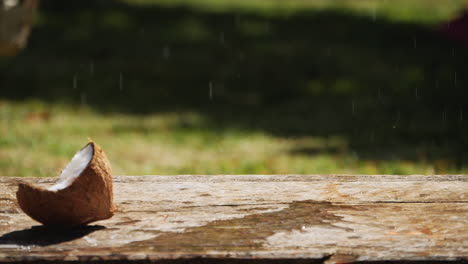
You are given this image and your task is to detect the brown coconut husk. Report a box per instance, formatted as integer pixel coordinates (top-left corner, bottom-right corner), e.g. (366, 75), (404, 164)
(16, 142), (115, 226)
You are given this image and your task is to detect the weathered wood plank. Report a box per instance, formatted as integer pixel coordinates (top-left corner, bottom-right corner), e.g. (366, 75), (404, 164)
(0, 175), (467, 263)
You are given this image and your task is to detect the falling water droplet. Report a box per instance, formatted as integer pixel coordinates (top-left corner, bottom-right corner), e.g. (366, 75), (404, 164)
(442, 107), (447, 122)
(220, 32), (225, 44)
(163, 46), (171, 59)
(80, 93), (87, 106)
(235, 14), (241, 25)
(90, 61), (94, 76)
(239, 52), (245, 61)
(73, 75), (78, 89)
(209, 81), (213, 100)
(351, 100), (355, 115)
(413, 37), (417, 48)
(454, 71), (457, 85)
(452, 48), (455, 57)
(119, 72), (123, 91)
(415, 87), (418, 99)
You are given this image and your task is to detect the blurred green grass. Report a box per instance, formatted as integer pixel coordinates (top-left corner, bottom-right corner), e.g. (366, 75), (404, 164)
(0, 100), (452, 176)
(1, 0), (468, 176)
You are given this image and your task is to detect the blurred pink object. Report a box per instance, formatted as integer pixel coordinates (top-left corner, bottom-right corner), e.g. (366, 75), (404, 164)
(440, 10), (468, 44)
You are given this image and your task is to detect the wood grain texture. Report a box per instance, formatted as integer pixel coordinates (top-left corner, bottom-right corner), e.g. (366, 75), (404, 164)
(0, 175), (467, 263)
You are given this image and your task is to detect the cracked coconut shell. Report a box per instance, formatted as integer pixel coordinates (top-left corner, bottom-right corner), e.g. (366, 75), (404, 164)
(16, 142), (115, 226)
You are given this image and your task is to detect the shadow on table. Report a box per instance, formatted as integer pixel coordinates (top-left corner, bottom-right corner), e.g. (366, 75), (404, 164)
(0, 225), (105, 246)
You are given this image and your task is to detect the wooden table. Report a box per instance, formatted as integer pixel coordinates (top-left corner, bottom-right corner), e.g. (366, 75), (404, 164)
(0, 175), (467, 263)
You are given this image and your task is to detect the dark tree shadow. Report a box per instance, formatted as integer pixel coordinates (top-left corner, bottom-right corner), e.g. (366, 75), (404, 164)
(0, 225), (105, 246)
(1, 0), (467, 171)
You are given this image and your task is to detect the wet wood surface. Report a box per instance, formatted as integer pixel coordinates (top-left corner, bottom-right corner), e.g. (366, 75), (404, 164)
(0, 175), (467, 263)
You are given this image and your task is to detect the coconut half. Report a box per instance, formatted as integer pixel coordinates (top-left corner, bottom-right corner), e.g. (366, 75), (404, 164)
(16, 142), (115, 226)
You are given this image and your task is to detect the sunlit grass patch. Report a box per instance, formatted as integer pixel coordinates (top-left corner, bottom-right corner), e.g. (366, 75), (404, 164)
(121, 0), (468, 24)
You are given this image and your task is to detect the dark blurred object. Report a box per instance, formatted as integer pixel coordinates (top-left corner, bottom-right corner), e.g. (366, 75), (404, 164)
(0, 0), (37, 56)
(440, 10), (468, 44)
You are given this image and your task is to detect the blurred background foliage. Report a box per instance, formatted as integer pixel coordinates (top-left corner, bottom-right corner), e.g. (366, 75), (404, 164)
(1, 0), (468, 176)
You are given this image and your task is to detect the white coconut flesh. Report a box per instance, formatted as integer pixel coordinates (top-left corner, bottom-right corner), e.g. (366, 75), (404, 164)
(48, 144), (94, 191)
